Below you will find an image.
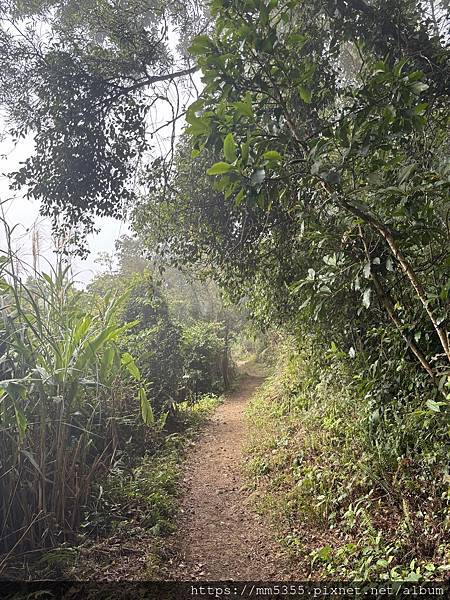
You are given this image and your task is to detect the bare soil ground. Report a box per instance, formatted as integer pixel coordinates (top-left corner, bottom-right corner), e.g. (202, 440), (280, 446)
(166, 375), (293, 580)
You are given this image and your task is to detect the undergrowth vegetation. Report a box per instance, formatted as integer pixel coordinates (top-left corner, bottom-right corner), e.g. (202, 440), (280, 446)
(39, 395), (220, 580)
(0, 221), (233, 574)
(85, 394), (220, 543)
(246, 336), (450, 581)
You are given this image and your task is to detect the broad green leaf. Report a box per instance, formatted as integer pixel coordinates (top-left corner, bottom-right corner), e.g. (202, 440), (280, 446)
(139, 387), (154, 425)
(373, 60), (387, 74)
(411, 81), (428, 94)
(84, 325), (122, 361)
(121, 352), (141, 381)
(186, 102), (209, 136)
(100, 347), (117, 382)
(188, 35), (212, 56)
(316, 545), (332, 562)
(413, 102), (428, 115)
(426, 399), (441, 413)
(263, 150), (282, 162)
(186, 116), (209, 136)
(234, 96), (253, 118)
(207, 162), (232, 175)
(299, 85), (312, 103)
(288, 33), (307, 46)
(223, 133), (237, 163)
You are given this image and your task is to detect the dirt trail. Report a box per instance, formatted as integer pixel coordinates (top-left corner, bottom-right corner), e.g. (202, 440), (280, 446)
(168, 375), (292, 580)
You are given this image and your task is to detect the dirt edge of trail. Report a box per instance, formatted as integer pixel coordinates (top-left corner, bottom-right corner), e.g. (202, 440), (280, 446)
(165, 375), (295, 580)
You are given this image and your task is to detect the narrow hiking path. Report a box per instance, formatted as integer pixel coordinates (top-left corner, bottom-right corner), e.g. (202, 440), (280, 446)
(167, 375), (293, 580)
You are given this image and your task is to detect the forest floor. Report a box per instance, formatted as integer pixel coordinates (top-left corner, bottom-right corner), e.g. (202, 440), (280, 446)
(164, 374), (294, 580)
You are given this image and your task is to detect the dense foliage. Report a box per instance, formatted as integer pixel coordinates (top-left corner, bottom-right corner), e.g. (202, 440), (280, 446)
(0, 221), (234, 561)
(139, 0), (449, 386)
(0, 253), (145, 555)
(247, 334), (449, 580)
(132, 0), (450, 577)
(0, 0), (205, 249)
(88, 244), (237, 410)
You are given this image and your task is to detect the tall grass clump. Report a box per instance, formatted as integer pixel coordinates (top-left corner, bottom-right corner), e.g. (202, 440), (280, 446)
(0, 220), (152, 561)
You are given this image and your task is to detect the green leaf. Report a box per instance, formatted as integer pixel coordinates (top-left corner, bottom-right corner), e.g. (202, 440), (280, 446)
(207, 162), (232, 175)
(398, 163), (416, 183)
(288, 33), (307, 46)
(373, 60), (387, 74)
(234, 95), (253, 118)
(263, 150), (282, 162)
(413, 102), (428, 116)
(315, 545), (333, 562)
(235, 188), (246, 206)
(241, 141), (250, 164)
(72, 315), (92, 346)
(186, 115), (209, 136)
(426, 399), (441, 413)
(186, 102), (209, 136)
(383, 105), (396, 123)
(223, 133), (237, 163)
(299, 85), (312, 103)
(393, 58), (408, 77)
(0, 380), (27, 401)
(139, 387), (154, 425)
(85, 325), (122, 360)
(189, 35), (213, 56)
(121, 352), (141, 381)
(410, 81), (428, 94)
(15, 407), (28, 443)
(100, 347), (116, 381)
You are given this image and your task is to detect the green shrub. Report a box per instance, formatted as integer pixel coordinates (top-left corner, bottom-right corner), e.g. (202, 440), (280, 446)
(181, 321), (227, 400)
(246, 334), (450, 581)
(122, 323), (184, 414)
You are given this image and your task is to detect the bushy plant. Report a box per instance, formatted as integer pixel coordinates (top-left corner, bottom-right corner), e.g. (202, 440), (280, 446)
(246, 333), (450, 580)
(181, 321), (227, 400)
(0, 232), (152, 556)
(122, 323), (184, 414)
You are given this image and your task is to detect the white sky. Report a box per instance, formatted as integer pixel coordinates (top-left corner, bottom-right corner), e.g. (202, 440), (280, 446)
(0, 135), (129, 285)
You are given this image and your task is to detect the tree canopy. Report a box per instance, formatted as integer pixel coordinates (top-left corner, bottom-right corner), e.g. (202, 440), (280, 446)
(0, 0), (205, 249)
(133, 0), (449, 395)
